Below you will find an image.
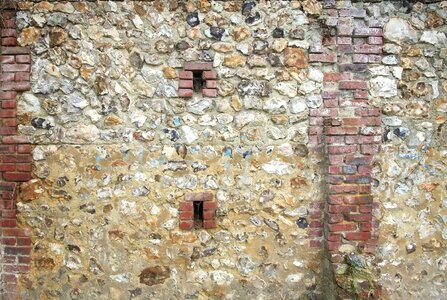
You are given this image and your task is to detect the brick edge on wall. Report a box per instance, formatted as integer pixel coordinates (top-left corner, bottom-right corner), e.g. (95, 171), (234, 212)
(1, 9), (32, 300)
(308, 1), (381, 298)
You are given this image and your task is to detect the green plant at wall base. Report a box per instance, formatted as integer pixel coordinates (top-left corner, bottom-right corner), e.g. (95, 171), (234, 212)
(344, 253), (377, 300)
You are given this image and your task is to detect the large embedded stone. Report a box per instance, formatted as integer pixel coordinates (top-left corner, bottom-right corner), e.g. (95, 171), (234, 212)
(139, 266), (170, 286)
(284, 48), (308, 69)
(383, 18), (417, 44)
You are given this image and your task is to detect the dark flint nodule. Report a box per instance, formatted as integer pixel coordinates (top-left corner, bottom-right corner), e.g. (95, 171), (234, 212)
(186, 12), (200, 27)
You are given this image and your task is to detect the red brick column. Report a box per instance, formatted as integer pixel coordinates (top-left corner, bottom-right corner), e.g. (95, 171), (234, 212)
(1, 8), (32, 300)
(309, 1), (381, 297)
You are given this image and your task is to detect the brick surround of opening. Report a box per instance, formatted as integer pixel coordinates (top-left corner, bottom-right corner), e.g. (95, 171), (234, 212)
(1, 8), (32, 300)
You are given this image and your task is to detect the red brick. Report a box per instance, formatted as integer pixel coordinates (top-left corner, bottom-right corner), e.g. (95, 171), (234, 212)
(344, 232), (371, 240)
(202, 71), (217, 80)
(0, 127), (17, 135)
(0, 219), (17, 227)
(1, 47), (30, 55)
(1, 29), (17, 38)
(1, 237), (16, 245)
(178, 89), (193, 97)
(1, 274), (18, 284)
(353, 54), (368, 63)
(0, 72), (15, 82)
(3, 154), (31, 163)
(339, 8), (366, 18)
(323, 36), (336, 46)
(2, 37), (17, 46)
(16, 163), (32, 172)
(359, 205), (373, 213)
(0, 55), (15, 64)
(309, 228), (323, 237)
(0, 109), (16, 118)
(184, 61), (212, 71)
(17, 144), (32, 153)
(179, 220), (194, 230)
(203, 219), (217, 229)
(15, 55), (31, 63)
(309, 53), (337, 63)
(361, 145), (381, 154)
(19, 256), (31, 264)
(17, 237), (31, 246)
(345, 155), (372, 165)
(342, 117), (381, 126)
(309, 240), (322, 248)
(203, 209), (215, 220)
(328, 155), (345, 165)
(2, 135), (30, 144)
(368, 55), (381, 63)
(179, 79), (193, 89)
(344, 195), (372, 205)
(0, 163), (15, 172)
(326, 241), (341, 251)
(337, 25), (354, 36)
(203, 201), (217, 210)
(328, 205), (357, 214)
(337, 37), (352, 45)
(1, 100), (16, 108)
(339, 80), (367, 90)
(0, 91), (17, 99)
(309, 108), (338, 117)
(202, 88), (217, 97)
(328, 184), (358, 194)
(4, 246), (31, 256)
(205, 80), (217, 89)
(1, 81), (31, 91)
(368, 36), (383, 45)
(353, 45), (382, 54)
(328, 213), (344, 223)
(3, 172), (32, 182)
(179, 211), (194, 220)
(354, 27), (383, 37)
(328, 145), (357, 154)
(358, 185), (372, 194)
(328, 195), (344, 205)
(325, 127), (359, 135)
(328, 223), (357, 232)
(2, 64), (29, 72)
(15, 72), (30, 81)
(358, 165), (372, 174)
(1, 209), (17, 218)
(179, 201), (193, 211)
(179, 70), (193, 79)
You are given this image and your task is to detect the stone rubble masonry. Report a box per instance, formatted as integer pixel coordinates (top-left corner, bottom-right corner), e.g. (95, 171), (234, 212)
(309, 0), (381, 296)
(178, 62), (218, 98)
(179, 192), (217, 230)
(1, 9), (32, 300)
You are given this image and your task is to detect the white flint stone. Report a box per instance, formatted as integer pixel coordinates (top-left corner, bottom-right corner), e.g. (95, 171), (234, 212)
(262, 160), (293, 175)
(384, 18), (418, 44)
(290, 98), (308, 113)
(369, 76), (397, 98)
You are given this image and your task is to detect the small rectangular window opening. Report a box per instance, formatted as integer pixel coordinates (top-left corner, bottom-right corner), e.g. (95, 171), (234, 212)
(193, 201), (203, 227)
(193, 71), (203, 92)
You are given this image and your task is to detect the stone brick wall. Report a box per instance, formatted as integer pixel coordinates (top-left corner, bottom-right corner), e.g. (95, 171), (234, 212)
(0, 8), (32, 300)
(1, 0), (446, 299)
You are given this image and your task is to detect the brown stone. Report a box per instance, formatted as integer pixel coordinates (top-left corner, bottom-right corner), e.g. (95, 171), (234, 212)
(19, 27), (40, 46)
(302, 0), (322, 16)
(224, 1), (242, 12)
(231, 95), (242, 111)
(404, 46), (423, 57)
(425, 11), (444, 28)
(284, 48), (308, 69)
(223, 54), (246, 68)
(134, 4), (147, 16)
(104, 115), (123, 126)
(20, 179), (45, 202)
(49, 27), (68, 48)
(35, 257), (56, 269)
(139, 266), (170, 286)
(34, 1), (54, 12)
(290, 176), (307, 188)
(271, 114), (288, 125)
(198, 0), (211, 12)
(94, 75), (107, 95)
(80, 66), (96, 81)
(73, 2), (89, 12)
(163, 67), (177, 79)
(232, 26), (251, 42)
(212, 42), (234, 53)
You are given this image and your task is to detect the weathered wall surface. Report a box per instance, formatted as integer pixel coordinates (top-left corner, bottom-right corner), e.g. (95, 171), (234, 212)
(0, 0), (446, 299)
(369, 1), (447, 299)
(12, 1), (326, 299)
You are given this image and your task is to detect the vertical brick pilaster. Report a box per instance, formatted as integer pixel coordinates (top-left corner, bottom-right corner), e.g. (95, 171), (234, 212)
(1, 8), (32, 299)
(309, 1), (382, 298)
